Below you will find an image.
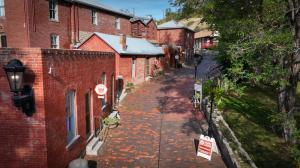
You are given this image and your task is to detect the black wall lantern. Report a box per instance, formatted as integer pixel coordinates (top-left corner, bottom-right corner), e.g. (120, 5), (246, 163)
(3, 59), (35, 116)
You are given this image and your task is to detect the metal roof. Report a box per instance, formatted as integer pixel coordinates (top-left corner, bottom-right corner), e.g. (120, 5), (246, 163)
(64, 0), (132, 18)
(157, 20), (194, 32)
(94, 33), (164, 56)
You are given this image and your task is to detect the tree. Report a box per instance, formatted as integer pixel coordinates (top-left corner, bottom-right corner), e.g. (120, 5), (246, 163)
(171, 0), (299, 142)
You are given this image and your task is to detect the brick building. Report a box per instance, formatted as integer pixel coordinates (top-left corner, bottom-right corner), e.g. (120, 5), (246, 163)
(0, 48), (116, 168)
(194, 30), (219, 50)
(0, 0), (132, 49)
(157, 20), (195, 66)
(130, 16), (158, 42)
(78, 33), (164, 101)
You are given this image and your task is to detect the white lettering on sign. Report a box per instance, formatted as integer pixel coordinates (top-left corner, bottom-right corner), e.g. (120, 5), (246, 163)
(197, 134), (216, 161)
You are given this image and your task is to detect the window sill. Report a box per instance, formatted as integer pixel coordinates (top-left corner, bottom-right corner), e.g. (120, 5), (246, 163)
(49, 19), (59, 23)
(66, 135), (80, 151)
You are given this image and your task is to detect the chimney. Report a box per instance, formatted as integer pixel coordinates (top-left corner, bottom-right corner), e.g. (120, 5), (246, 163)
(119, 34), (127, 51)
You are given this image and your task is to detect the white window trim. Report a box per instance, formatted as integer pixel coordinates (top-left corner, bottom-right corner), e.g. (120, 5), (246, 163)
(50, 34), (59, 49)
(115, 17), (120, 30)
(0, 0), (5, 17)
(92, 10), (98, 25)
(49, 0), (59, 21)
(65, 90), (79, 150)
(66, 135), (80, 150)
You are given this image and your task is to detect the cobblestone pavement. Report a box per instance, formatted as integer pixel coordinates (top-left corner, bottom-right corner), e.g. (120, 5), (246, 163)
(88, 67), (226, 168)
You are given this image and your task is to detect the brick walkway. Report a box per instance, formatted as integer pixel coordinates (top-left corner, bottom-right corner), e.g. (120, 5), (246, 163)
(90, 68), (225, 168)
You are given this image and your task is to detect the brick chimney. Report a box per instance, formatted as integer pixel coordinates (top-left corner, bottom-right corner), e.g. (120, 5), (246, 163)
(119, 34), (127, 51)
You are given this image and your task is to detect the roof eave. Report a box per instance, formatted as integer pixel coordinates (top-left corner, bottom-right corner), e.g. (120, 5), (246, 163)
(66, 0), (133, 18)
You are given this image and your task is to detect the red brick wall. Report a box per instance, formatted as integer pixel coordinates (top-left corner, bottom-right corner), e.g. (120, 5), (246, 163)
(77, 4), (131, 42)
(158, 28), (194, 64)
(29, 1), (72, 49)
(79, 35), (164, 88)
(4, 0), (30, 48)
(1, 0), (132, 49)
(119, 56), (132, 85)
(41, 49), (115, 168)
(146, 20), (158, 41)
(131, 20), (157, 41)
(0, 48), (47, 168)
(0, 48), (115, 168)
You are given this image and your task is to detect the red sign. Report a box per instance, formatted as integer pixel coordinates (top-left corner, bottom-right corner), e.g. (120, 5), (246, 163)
(95, 84), (107, 97)
(197, 135), (213, 161)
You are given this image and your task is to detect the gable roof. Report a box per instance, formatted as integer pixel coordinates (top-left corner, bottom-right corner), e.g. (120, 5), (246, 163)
(90, 33), (163, 56)
(130, 17), (154, 25)
(64, 0), (132, 18)
(157, 20), (194, 32)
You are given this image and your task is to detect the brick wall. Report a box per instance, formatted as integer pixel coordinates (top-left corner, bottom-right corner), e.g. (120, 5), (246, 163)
(0, 48), (47, 168)
(146, 20), (158, 41)
(0, 0), (132, 49)
(131, 20), (158, 41)
(29, 1), (72, 49)
(0, 48), (115, 168)
(77, 4), (131, 42)
(41, 49), (115, 168)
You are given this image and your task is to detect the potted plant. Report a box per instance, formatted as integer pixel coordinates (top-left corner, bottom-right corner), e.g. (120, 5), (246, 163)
(125, 82), (134, 93)
(103, 116), (120, 129)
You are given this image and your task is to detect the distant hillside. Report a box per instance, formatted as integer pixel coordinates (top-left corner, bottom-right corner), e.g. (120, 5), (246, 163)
(179, 18), (209, 32)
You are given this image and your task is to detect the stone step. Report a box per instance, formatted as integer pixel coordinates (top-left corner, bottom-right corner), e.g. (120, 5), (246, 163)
(86, 137), (103, 156)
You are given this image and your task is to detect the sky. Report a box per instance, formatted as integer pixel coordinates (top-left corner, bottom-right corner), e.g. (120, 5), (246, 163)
(100, 0), (174, 20)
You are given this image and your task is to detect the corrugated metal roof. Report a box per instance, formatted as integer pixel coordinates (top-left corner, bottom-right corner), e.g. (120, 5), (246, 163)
(64, 0), (132, 17)
(94, 33), (164, 55)
(157, 20), (194, 32)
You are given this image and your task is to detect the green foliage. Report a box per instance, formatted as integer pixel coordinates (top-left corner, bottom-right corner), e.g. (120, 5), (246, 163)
(125, 82), (134, 93)
(103, 117), (119, 125)
(222, 86), (294, 167)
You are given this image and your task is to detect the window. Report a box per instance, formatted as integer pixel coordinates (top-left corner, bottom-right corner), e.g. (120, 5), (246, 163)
(92, 10), (97, 25)
(0, 34), (7, 47)
(145, 58), (150, 77)
(132, 58), (136, 79)
(101, 73), (107, 110)
(85, 90), (92, 139)
(49, 0), (58, 21)
(66, 90), (77, 144)
(50, 34), (59, 49)
(115, 17), (120, 30)
(0, 0), (5, 17)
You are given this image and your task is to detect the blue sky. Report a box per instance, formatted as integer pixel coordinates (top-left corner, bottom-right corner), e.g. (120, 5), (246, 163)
(100, 0), (174, 20)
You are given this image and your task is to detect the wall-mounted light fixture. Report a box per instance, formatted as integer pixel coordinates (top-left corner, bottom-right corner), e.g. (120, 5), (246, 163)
(3, 59), (35, 116)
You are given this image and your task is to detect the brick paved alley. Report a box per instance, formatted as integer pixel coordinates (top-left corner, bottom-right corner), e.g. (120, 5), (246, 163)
(89, 67), (226, 168)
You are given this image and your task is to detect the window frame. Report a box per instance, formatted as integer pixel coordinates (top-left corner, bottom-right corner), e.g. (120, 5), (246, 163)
(132, 58), (136, 79)
(0, 0), (5, 17)
(92, 10), (98, 25)
(65, 90), (78, 148)
(50, 34), (59, 49)
(0, 34), (7, 47)
(49, 0), (58, 21)
(115, 17), (121, 30)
